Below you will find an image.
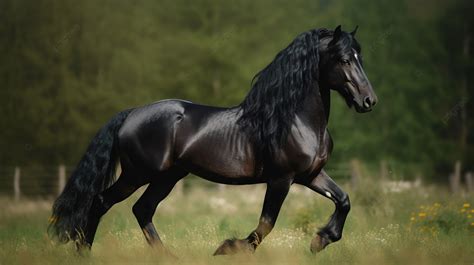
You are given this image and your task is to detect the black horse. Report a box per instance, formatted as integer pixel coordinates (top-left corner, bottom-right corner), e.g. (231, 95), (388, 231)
(49, 25), (377, 255)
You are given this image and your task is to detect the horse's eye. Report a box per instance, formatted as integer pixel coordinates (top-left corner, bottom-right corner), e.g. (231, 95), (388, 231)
(341, 59), (350, 65)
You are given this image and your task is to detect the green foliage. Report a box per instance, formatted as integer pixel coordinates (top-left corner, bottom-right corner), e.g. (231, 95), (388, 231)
(423, 209), (469, 234)
(410, 202), (474, 235)
(292, 204), (321, 235)
(0, 0), (472, 182)
(1, 186), (473, 264)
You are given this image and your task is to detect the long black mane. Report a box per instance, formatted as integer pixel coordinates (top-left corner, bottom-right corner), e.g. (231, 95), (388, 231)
(238, 28), (336, 155)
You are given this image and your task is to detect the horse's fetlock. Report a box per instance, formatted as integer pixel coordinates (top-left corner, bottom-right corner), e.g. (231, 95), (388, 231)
(339, 194), (351, 212)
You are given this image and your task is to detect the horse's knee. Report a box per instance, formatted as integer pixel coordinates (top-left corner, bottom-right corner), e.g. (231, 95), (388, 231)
(132, 201), (144, 218)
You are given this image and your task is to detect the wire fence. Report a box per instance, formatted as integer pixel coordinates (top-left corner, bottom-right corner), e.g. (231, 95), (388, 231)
(0, 163), (354, 200)
(0, 165), (70, 199)
(2, 160), (469, 200)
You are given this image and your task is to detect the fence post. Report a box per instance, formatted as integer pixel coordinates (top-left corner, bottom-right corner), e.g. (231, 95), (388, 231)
(58, 164), (66, 195)
(380, 160), (388, 180)
(449, 160), (461, 193)
(350, 159), (361, 189)
(14, 167), (21, 201)
(465, 172), (473, 193)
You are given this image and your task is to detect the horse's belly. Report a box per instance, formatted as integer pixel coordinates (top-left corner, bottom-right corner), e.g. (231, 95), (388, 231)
(176, 148), (263, 184)
(187, 165), (264, 185)
(175, 135), (262, 184)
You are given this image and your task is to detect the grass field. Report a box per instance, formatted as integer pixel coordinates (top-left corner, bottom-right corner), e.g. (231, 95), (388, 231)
(1, 177), (473, 265)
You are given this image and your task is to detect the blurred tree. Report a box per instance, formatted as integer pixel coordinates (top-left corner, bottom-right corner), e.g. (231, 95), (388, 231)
(0, 0), (472, 186)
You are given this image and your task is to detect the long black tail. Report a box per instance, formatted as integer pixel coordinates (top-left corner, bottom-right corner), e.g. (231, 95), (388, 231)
(48, 109), (133, 243)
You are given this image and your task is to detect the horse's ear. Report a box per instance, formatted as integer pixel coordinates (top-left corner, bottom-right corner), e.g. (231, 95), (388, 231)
(330, 25), (342, 46)
(351, 25), (359, 37)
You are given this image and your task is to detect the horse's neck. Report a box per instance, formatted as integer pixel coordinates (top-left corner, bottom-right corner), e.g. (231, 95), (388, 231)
(298, 86), (330, 132)
(320, 84), (331, 122)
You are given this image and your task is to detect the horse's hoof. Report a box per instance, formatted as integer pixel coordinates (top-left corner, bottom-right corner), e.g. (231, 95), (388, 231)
(310, 235), (330, 253)
(213, 239), (254, 255)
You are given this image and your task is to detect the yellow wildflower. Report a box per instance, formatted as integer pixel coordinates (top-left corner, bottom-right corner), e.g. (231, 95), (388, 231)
(463, 203), (470, 208)
(419, 212), (426, 217)
(410, 217), (415, 221)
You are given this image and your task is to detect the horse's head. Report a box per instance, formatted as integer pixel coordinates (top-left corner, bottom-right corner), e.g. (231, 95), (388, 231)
(320, 25), (377, 113)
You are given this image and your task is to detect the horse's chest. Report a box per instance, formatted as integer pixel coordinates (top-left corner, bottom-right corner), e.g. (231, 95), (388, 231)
(310, 130), (332, 171)
(286, 129), (332, 175)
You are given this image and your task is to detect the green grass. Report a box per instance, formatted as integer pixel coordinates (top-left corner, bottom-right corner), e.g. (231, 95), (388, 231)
(1, 180), (473, 265)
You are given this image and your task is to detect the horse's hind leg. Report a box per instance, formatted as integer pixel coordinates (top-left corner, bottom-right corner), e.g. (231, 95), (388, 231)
(82, 170), (144, 249)
(132, 168), (188, 250)
(214, 177), (292, 255)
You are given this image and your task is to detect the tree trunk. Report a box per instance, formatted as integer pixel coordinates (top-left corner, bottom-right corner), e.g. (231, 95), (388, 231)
(449, 160), (462, 193)
(465, 172), (473, 193)
(350, 159), (362, 189)
(459, 24), (470, 162)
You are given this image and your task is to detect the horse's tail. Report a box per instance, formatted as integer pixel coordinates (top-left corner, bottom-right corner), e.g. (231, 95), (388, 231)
(48, 109), (133, 243)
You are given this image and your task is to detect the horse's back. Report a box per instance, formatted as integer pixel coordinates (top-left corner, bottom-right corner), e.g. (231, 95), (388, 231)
(174, 105), (261, 183)
(118, 100), (259, 182)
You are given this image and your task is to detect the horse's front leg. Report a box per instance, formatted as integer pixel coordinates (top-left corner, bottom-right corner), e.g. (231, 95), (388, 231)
(295, 169), (351, 253)
(213, 177), (292, 255)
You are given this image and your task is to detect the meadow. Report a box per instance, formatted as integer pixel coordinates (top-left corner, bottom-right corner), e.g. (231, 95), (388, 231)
(1, 176), (473, 265)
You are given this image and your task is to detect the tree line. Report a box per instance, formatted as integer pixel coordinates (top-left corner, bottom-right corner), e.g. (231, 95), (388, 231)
(0, 0), (472, 182)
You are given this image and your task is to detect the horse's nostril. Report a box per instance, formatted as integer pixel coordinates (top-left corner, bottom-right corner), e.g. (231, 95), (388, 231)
(363, 96), (372, 108)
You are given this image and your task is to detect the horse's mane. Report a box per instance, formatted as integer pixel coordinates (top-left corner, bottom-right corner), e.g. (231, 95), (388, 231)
(238, 28), (343, 156)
